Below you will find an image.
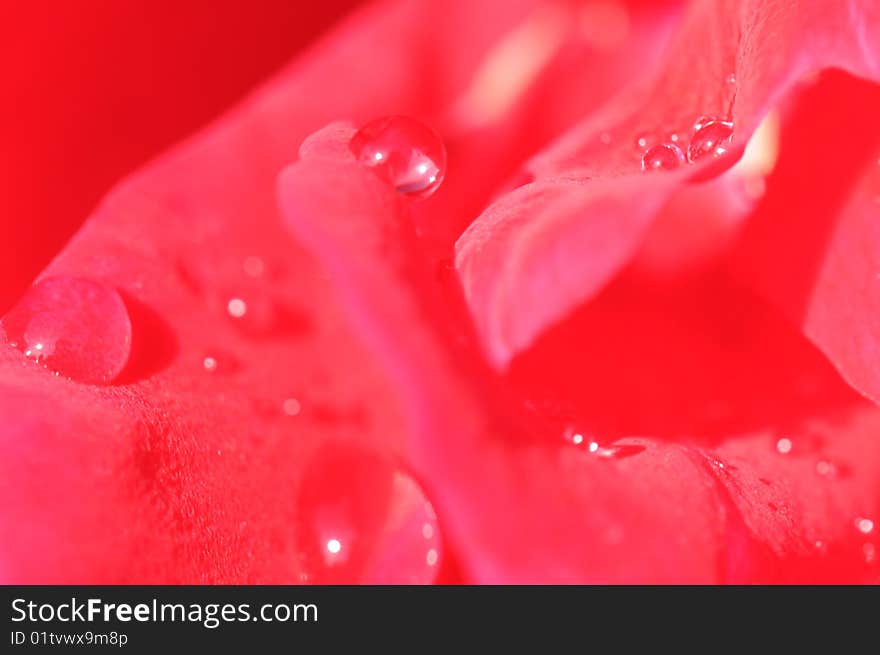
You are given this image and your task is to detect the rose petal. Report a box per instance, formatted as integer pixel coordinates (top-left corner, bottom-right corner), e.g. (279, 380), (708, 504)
(455, 0), (880, 368)
(279, 124), (880, 582)
(279, 146), (730, 582)
(0, 0), (565, 582)
(732, 72), (880, 404)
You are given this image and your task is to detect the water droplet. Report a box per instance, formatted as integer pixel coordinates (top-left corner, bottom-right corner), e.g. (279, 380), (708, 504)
(641, 143), (686, 171)
(776, 437), (793, 454)
(669, 132), (680, 143)
(856, 517), (875, 535)
(815, 460), (837, 478)
(688, 118), (734, 162)
(203, 356), (218, 372)
(704, 454), (734, 474)
(0, 276), (131, 384)
(349, 116), (447, 199)
(726, 73), (737, 85)
(864, 543), (876, 563)
(634, 133), (651, 149)
(282, 397), (301, 416)
(295, 445), (441, 584)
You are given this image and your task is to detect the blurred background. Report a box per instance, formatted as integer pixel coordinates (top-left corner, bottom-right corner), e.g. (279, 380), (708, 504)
(0, 0), (364, 313)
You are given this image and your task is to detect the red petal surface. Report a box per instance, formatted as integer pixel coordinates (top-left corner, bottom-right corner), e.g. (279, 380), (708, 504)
(280, 135), (724, 582)
(733, 72), (880, 404)
(4, 0), (880, 583)
(0, 0), (365, 312)
(0, 0), (562, 582)
(281, 125), (880, 582)
(2, 0), (670, 583)
(456, 0), (880, 367)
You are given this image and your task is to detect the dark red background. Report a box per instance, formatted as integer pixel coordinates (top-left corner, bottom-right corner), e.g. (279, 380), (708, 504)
(0, 0), (363, 312)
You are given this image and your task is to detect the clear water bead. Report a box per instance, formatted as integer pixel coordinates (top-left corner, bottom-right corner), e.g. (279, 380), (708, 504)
(295, 445), (442, 584)
(641, 143), (686, 171)
(1, 276), (131, 384)
(688, 118), (734, 162)
(349, 116), (447, 199)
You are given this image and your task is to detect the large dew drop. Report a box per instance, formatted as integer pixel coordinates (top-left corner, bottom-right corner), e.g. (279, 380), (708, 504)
(687, 118), (734, 162)
(349, 116), (447, 199)
(1, 276), (131, 384)
(641, 143), (686, 171)
(295, 445), (442, 584)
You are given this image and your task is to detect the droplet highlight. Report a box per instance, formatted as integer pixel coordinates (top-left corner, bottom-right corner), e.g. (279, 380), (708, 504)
(295, 445), (442, 584)
(1, 276), (131, 384)
(226, 298), (247, 319)
(565, 428), (645, 460)
(693, 115), (713, 131)
(220, 288), (305, 339)
(856, 517), (875, 535)
(350, 116), (447, 199)
(641, 143), (686, 171)
(775, 437), (793, 454)
(199, 349), (240, 376)
(688, 118), (734, 162)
